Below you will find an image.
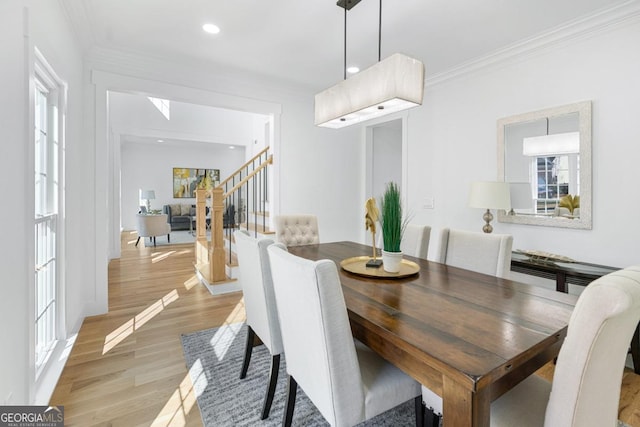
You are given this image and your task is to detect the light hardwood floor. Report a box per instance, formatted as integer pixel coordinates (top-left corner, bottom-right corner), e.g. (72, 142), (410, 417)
(50, 231), (640, 426)
(50, 231), (245, 426)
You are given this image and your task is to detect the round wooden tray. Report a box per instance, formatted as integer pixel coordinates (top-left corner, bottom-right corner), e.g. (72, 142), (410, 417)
(340, 256), (420, 279)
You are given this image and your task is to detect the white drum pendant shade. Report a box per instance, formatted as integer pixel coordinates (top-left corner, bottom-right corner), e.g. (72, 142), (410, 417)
(315, 53), (425, 128)
(522, 132), (580, 156)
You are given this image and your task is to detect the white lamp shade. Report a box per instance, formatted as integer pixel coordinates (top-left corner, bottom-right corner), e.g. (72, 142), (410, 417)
(522, 132), (579, 156)
(509, 182), (533, 209)
(469, 181), (511, 210)
(314, 53), (425, 128)
(141, 190), (155, 200)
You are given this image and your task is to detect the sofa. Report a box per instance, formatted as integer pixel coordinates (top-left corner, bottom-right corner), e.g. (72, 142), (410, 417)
(163, 204), (195, 231)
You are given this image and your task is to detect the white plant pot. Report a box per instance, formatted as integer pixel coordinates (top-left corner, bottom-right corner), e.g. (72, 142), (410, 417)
(382, 250), (403, 273)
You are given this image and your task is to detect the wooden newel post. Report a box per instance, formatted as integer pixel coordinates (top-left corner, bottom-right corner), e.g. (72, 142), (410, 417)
(195, 189), (208, 240)
(210, 187), (226, 282)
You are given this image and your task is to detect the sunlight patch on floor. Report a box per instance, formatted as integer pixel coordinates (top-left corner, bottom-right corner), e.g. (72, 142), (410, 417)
(150, 370), (198, 427)
(152, 250), (177, 263)
(209, 299), (245, 361)
(135, 289), (179, 329)
(103, 289), (180, 354)
(183, 275), (200, 290)
(127, 230), (139, 246)
(188, 358), (208, 399)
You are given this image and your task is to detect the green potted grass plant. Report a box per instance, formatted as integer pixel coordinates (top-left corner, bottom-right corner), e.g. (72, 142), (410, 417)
(380, 182), (408, 273)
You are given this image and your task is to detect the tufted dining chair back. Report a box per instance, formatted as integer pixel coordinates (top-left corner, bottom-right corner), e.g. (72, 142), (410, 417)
(274, 214), (320, 247)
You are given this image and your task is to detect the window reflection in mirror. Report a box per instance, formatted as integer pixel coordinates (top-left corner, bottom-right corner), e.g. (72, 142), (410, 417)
(497, 101), (592, 229)
(504, 112), (579, 215)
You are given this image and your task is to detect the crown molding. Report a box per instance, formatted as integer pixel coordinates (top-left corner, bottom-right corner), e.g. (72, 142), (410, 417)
(86, 46), (316, 99)
(426, 0), (640, 87)
(58, 0), (95, 53)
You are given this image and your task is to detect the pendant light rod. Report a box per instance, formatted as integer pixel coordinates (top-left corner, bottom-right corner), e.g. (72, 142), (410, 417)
(378, 0), (382, 62)
(317, 0), (425, 128)
(338, 0), (363, 80)
(344, 5), (347, 80)
(337, 0), (362, 11)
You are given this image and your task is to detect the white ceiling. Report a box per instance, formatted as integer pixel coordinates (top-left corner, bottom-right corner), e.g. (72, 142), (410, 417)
(62, 0), (631, 91)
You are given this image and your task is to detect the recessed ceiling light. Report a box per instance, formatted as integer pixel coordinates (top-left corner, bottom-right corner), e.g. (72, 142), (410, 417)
(202, 23), (220, 34)
(229, 146), (235, 149)
(347, 66), (360, 74)
(157, 139), (164, 142)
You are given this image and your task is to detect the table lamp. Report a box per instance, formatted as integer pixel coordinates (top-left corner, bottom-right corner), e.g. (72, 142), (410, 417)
(508, 182), (533, 215)
(141, 190), (156, 212)
(468, 181), (511, 233)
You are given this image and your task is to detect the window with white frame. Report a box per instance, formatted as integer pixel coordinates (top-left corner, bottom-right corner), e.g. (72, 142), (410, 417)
(532, 154), (579, 214)
(34, 51), (64, 378)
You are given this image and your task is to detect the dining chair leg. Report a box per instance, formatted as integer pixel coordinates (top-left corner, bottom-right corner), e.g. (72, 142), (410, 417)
(282, 375), (297, 427)
(240, 325), (255, 379)
(423, 402), (441, 427)
(260, 354), (281, 420)
(631, 324), (640, 374)
(167, 233), (170, 243)
(415, 396), (424, 427)
(135, 236), (141, 247)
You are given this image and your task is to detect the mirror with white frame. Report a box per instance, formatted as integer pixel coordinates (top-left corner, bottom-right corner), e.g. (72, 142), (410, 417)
(497, 101), (592, 229)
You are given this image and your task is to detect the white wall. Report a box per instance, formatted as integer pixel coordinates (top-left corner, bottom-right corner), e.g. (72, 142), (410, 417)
(371, 122), (403, 199)
(407, 17), (640, 267)
(0, 0), (87, 405)
(109, 91), (266, 146)
(120, 141), (247, 229)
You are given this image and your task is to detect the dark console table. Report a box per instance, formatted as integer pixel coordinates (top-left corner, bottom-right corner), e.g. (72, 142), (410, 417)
(510, 252), (640, 374)
(511, 251), (619, 293)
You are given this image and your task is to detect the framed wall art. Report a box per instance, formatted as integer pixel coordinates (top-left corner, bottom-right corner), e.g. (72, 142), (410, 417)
(172, 168), (220, 198)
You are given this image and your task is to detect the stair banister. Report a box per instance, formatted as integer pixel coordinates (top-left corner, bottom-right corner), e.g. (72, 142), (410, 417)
(195, 146), (272, 285)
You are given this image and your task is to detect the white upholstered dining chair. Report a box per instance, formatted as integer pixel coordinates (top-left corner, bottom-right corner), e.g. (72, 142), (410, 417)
(437, 228), (513, 278)
(401, 224), (431, 259)
(135, 213), (171, 247)
(233, 230), (284, 420)
(423, 265), (640, 426)
(267, 244), (423, 427)
(274, 214), (319, 246)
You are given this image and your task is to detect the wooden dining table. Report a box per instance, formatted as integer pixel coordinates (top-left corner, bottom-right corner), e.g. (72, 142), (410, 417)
(288, 241), (578, 427)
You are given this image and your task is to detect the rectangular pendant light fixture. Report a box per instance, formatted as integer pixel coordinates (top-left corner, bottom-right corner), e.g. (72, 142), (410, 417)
(315, 53), (424, 128)
(522, 132), (580, 156)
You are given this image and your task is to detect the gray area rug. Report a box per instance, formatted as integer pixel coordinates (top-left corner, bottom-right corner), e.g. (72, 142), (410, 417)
(181, 323), (416, 426)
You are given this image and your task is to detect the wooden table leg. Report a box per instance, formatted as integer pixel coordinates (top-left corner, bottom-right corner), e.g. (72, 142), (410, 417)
(443, 377), (490, 427)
